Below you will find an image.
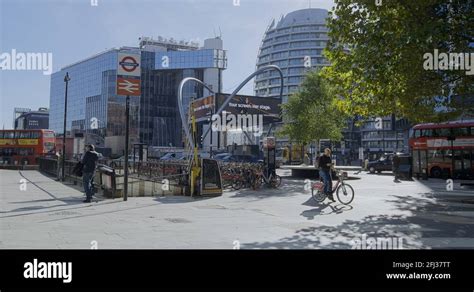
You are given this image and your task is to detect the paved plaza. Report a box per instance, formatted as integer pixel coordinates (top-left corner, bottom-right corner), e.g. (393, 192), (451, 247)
(1, 169), (474, 249)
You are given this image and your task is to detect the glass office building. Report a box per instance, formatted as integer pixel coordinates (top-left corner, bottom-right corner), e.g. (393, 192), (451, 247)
(254, 8), (330, 103)
(359, 116), (411, 160)
(49, 37), (226, 154)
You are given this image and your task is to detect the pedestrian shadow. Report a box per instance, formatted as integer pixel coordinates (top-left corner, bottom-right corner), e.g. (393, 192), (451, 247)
(153, 195), (214, 204)
(300, 197), (353, 219)
(242, 191), (474, 249)
(0, 200), (85, 214)
(366, 171), (414, 180)
(10, 198), (58, 204)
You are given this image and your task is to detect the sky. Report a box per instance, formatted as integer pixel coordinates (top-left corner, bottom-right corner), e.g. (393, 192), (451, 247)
(0, 0), (334, 129)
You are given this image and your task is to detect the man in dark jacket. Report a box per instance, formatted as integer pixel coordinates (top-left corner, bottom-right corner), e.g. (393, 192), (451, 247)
(392, 153), (401, 183)
(82, 144), (99, 203)
(318, 148), (335, 202)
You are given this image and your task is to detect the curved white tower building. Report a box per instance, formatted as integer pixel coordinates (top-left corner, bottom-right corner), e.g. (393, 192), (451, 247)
(254, 8), (330, 103)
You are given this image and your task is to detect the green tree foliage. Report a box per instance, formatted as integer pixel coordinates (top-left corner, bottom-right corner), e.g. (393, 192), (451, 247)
(279, 71), (346, 144)
(322, 0), (474, 123)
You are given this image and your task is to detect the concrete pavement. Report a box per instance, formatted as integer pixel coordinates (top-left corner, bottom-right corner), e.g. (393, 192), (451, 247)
(1, 169), (473, 249)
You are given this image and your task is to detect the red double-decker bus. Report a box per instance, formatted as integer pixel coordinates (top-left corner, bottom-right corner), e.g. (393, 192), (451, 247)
(0, 129), (56, 165)
(409, 120), (474, 179)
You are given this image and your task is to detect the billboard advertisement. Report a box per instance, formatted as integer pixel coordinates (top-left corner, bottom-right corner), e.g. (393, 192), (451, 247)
(216, 94), (281, 123)
(190, 93), (282, 124)
(191, 95), (215, 122)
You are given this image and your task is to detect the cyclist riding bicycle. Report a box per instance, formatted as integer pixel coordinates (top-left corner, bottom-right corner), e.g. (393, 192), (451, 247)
(318, 148), (335, 202)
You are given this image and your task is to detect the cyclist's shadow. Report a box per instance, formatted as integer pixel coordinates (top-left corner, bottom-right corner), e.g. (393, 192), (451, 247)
(300, 196), (353, 219)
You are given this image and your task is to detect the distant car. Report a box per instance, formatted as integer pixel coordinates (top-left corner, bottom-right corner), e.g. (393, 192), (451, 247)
(232, 155), (260, 163)
(213, 153), (259, 163)
(213, 153), (232, 161)
(109, 155), (139, 167)
(367, 155), (393, 174)
(160, 152), (187, 161)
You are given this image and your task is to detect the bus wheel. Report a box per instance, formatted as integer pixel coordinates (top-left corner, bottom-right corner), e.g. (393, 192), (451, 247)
(430, 167), (442, 178)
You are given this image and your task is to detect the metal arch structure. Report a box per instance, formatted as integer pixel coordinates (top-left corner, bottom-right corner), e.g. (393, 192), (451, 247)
(177, 77), (216, 150)
(200, 65), (284, 143)
(177, 65), (284, 150)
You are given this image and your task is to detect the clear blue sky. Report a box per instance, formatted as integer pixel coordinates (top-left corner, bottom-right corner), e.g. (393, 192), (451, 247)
(0, 0), (334, 129)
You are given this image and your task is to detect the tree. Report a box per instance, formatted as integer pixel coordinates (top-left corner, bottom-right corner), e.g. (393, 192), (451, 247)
(322, 0), (474, 123)
(279, 71), (346, 145)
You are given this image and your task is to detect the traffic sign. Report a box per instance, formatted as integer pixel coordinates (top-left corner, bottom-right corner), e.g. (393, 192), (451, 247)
(117, 77), (141, 96)
(117, 52), (141, 96)
(263, 137), (275, 149)
(117, 52), (141, 77)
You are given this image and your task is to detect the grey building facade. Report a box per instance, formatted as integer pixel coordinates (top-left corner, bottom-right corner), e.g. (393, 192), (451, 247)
(15, 108), (49, 130)
(360, 116), (411, 160)
(254, 8), (330, 103)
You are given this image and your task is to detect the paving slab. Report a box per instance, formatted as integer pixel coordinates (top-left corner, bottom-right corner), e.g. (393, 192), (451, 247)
(1, 169), (473, 249)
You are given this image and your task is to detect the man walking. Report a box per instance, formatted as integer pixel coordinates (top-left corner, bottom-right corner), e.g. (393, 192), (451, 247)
(82, 144), (99, 203)
(318, 148), (335, 202)
(392, 153), (401, 183)
(55, 150), (62, 181)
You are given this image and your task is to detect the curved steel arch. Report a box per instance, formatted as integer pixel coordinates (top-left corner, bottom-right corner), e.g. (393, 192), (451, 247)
(178, 77), (216, 150)
(178, 65), (284, 151)
(201, 65), (284, 142)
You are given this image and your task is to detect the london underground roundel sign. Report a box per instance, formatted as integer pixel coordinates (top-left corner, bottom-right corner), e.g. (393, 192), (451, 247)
(117, 52), (141, 77)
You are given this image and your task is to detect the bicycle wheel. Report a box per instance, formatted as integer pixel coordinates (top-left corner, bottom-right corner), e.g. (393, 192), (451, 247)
(253, 176), (262, 190)
(336, 183), (355, 205)
(232, 179), (243, 190)
(311, 184), (326, 203)
(270, 175), (281, 188)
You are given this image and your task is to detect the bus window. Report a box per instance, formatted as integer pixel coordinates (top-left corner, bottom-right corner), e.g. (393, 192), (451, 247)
(463, 151), (472, 170)
(31, 131), (41, 139)
(438, 128), (451, 137)
(19, 131), (31, 139)
(17, 148), (34, 156)
(414, 130), (421, 138)
(2, 148), (14, 156)
(44, 142), (55, 152)
(452, 127), (469, 136)
(3, 132), (14, 139)
(423, 129), (433, 137)
(43, 131), (55, 138)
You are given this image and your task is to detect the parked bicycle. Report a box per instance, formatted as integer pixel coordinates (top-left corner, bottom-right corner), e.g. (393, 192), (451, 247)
(218, 162), (281, 191)
(252, 165), (281, 189)
(311, 169), (354, 205)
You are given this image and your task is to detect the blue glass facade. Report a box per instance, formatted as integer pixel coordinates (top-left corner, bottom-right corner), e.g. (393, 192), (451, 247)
(254, 8), (330, 103)
(49, 43), (226, 151)
(49, 50), (118, 135)
(155, 49), (226, 70)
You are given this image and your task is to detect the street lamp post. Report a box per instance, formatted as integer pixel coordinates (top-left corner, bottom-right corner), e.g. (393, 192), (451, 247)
(62, 72), (70, 182)
(447, 135), (456, 178)
(124, 95), (130, 201)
